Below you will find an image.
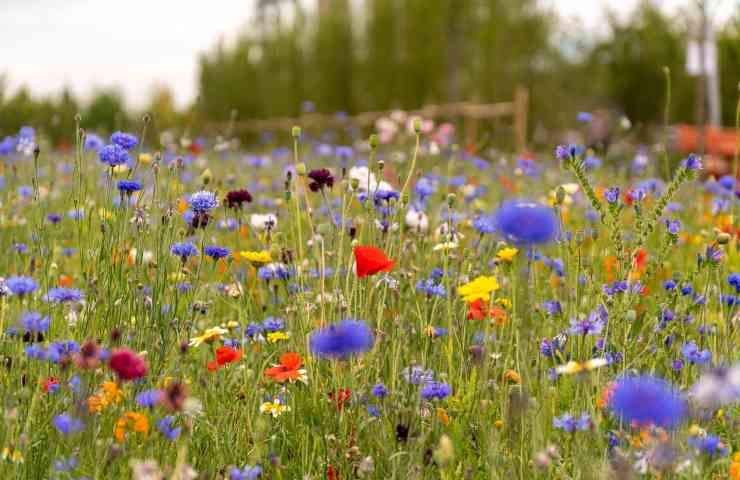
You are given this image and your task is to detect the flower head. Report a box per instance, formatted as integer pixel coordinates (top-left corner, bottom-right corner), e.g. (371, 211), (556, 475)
(681, 153), (702, 170)
(353, 246), (395, 278)
(457, 276), (499, 303)
(307, 168), (334, 192)
(608, 375), (686, 429)
(204, 245), (230, 261)
(7, 276), (38, 296)
(109, 348), (148, 381)
(187, 190), (218, 213)
(494, 200), (558, 245)
(225, 189), (253, 209)
(420, 381), (452, 401)
(117, 180), (142, 194)
(99, 144), (130, 167)
(110, 131), (139, 150)
(265, 352), (307, 383)
(309, 319), (374, 359)
(170, 242), (199, 261)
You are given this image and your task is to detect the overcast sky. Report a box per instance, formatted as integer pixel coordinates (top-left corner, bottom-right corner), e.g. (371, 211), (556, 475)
(1, 0), (736, 108)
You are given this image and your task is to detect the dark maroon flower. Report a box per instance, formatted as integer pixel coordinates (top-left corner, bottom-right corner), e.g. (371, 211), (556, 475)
(225, 189), (253, 209)
(74, 340), (102, 370)
(162, 381), (189, 412)
(109, 348), (148, 381)
(307, 169), (334, 192)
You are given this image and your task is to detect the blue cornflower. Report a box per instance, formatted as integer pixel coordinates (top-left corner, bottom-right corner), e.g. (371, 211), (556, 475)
(20, 311), (50, 332)
(555, 144), (580, 161)
(576, 112), (593, 123)
(170, 242), (199, 261)
(539, 338), (555, 358)
(309, 319), (374, 359)
(608, 375), (686, 429)
(568, 312), (605, 336)
(98, 144), (130, 167)
(117, 180), (142, 194)
(516, 157), (540, 177)
(14, 243), (28, 254)
(494, 200), (558, 245)
(415, 278), (446, 297)
(45, 288), (84, 304)
(257, 263), (293, 281)
(156, 416), (182, 441)
(371, 383), (388, 399)
(45, 341), (80, 363)
(6, 276), (38, 296)
(367, 405), (382, 417)
(681, 341), (711, 365)
(261, 317), (284, 332)
(187, 190), (218, 213)
(245, 323), (264, 338)
(47, 213), (62, 224)
(553, 412), (591, 433)
(53, 414), (84, 435)
(84, 133), (104, 152)
(420, 381), (452, 401)
(583, 155), (601, 170)
(604, 187), (619, 203)
(204, 245), (230, 260)
(664, 279), (677, 290)
(402, 365), (434, 384)
(688, 435), (727, 456)
(110, 131), (138, 150)
(627, 188), (647, 202)
(53, 455), (78, 473)
(542, 300), (562, 316)
(681, 153), (702, 170)
(136, 389), (163, 408)
(665, 219), (681, 235)
(472, 214), (496, 234)
(414, 177), (436, 199)
(229, 465), (263, 480)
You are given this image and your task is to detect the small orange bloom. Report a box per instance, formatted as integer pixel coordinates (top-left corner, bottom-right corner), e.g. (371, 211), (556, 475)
(58, 275), (73, 287)
(114, 412), (149, 443)
(265, 352), (306, 383)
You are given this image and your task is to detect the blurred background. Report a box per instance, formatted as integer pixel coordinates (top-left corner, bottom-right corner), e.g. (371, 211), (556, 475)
(1, 0), (738, 152)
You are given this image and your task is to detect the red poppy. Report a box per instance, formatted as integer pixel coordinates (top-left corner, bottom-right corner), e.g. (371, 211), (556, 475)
(328, 388), (351, 411)
(353, 246), (394, 278)
(327, 464), (339, 480)
(265, 352), (304, 382)
(208, 346), (243, 371)
(466, 299), (507, 323)
(633, 248), (648, 272)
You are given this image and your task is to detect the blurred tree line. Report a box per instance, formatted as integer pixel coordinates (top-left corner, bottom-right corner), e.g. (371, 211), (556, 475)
(1, 0), (739, 146)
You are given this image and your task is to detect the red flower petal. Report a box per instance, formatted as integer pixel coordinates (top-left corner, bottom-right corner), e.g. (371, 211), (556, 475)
(353, 246), (395, 278)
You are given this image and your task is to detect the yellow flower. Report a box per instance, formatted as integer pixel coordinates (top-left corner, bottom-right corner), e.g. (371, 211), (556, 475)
(189, 326), (228, 347)
(138, 153), (152, 164)
(555, 358), (608, 375)
(1, 446), (24, 463)
(259, 398), (291, 417)
(457, 275), (499, 302)
(114, 412), (149, 443)
(240, 250), (272, 265)
(267, 331), (290, 343)
(496, 247), (518, 262)
(88, 381), (125, 414)
(436, 407), (450, 425)
(433, 242), (458, 252)
(98, 208), (113, 220)
(112, 164), (129, 175)
(494, 298), (512, 309)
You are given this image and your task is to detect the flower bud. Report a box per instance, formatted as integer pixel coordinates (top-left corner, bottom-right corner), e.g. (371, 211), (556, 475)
(295, 162), (307, 176)
(716, 232), (731, 245)
(291, 126), (302, 138)
(413, 117), (422, 134)
(555, 186), (566, 205)
(369, 134), (379, 149)
(200, 168), (212, 185)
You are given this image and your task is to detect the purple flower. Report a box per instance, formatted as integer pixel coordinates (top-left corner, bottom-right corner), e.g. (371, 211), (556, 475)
(170, 242), (199, 261)
(309, 319), (374, 359)
(665, 219), (681, 235)
(20, 311), (50, 332)
(156, 416), (182, 441)
(681, 153), (702, 170)
(110, 131), (139, 150)
(604, 187), (620, 204)
(204, 245), (230, 260)
(136, 389), (163, 408)
(608, 375), (686, 429)
(420, 381), (452, 401)
(44, 288), (84, 304)
(117, 180), (142, 194)
(688, 435), (727, 456)
(681, 341), (711, 365)
(494, 200), (558, 245)
(6, 276), (38, 297)
(187, 190), (218, 213)
(553, 412), (591, 433)
(53, 414), (84, 435)
(371, 383), (388, 399)
(98, 144), (130, 167)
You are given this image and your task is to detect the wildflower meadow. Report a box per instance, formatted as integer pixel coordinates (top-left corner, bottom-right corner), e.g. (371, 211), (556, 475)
(0, 113), (737, 480)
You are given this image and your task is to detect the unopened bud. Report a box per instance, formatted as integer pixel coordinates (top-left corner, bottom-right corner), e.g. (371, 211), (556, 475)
(447, 193), (456, 207)
(291, 126), (302, 139)
(200, 168), (212, 185)
(716, 232), (731, 245)
(412, 117), (422, 134)
(377, 159), (385, 171)
(295, 163), (307, 176)
(369, 134), (379, 149)
(350, 178), (360, 190)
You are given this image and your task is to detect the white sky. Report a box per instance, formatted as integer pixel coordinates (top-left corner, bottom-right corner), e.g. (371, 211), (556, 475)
(1, 0), (737, 109)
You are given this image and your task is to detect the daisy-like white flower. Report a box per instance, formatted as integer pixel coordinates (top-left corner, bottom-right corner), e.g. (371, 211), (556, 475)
(189, 326), (228, 348)
(259, 398), (291, 417)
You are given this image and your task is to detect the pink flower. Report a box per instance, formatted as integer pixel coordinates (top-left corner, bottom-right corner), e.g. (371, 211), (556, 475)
(109, 348), (148, 381)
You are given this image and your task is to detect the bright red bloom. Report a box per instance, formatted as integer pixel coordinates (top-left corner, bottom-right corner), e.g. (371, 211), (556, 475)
(466, 299), (507, 323)
(208, 346), (243, 372)
(633, 248), (648, 272)
(328, 388), (351, 411)
(353, 246), (394, 278)
(109, 348), (148, 381)
(265, 352), (304, 382)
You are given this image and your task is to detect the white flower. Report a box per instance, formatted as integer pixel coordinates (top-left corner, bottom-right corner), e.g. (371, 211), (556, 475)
(689, 363), (740, 409)
(405, 209), (429, 232)
(250, 213), (277, 231)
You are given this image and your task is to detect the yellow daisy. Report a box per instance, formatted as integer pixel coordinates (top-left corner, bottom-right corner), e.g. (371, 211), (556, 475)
(457, 275), (500, 302)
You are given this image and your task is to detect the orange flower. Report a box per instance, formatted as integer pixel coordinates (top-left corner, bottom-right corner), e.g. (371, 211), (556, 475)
(265, 352), (307, 383)
(58, 275), (73, 288)
(467, 299), (507, 325)
(114, 412), (149, 443)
